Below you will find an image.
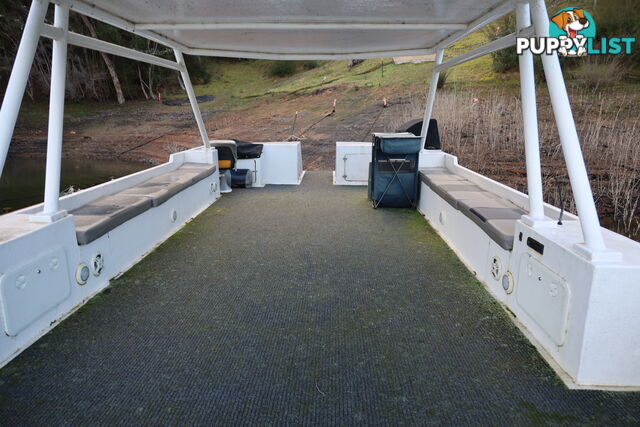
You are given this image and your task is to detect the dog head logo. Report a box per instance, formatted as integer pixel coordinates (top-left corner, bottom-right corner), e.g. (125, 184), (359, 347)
(549, 7), (596, 56)
(552, 9), (589, 38)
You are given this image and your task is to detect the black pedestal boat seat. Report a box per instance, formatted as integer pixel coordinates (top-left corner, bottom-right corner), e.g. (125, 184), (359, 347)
(211, 140), (264, 168)
(71, 162), (217, 245)
(211, 141), (238, 170)
(211, 140), (260, 188)
(420, 167), (526, 250)
(233, 139), (264, 159)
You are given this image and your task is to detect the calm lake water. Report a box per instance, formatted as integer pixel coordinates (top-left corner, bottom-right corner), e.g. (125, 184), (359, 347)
(1, 157), (147, 213)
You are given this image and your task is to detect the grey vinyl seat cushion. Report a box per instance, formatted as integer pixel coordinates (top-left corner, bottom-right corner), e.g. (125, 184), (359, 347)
(72, 163), (216, 245)
(121, 163), (216, 207)
(420, 168), (526, 250)
(72, 194), (153, 245)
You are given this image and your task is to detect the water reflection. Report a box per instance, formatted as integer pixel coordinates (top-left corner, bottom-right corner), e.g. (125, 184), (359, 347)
(1, 157), (147, 214)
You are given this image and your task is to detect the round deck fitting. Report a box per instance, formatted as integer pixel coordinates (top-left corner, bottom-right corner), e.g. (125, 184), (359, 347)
(502, 271), (515, 294)
(76, 263), (90, 285)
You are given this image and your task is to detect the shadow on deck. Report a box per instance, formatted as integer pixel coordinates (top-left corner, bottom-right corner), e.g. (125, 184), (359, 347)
(1, 172), (638, 424)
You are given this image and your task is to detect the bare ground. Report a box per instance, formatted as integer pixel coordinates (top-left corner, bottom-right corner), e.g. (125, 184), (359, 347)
(10, 86), (406, 171)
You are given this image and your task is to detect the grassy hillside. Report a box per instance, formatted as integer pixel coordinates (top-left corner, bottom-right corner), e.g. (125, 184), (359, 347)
(15, 28), (509, 125)
(168, 32), (500, 108)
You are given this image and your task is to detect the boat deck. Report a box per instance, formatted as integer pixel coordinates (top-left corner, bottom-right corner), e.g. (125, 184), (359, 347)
(1, 171), (639, 424)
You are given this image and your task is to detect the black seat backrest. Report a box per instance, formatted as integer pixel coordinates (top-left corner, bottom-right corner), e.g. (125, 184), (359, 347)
(233, 139), (264, 159)
(397, 118), (441, 150)
(424, 119), (441, 150)
(216, 146), (236, 169)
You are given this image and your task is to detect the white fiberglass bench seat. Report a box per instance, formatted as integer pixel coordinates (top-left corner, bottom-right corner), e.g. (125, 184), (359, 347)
(420, 167), (525, 251)
(71, 163), (216, 245)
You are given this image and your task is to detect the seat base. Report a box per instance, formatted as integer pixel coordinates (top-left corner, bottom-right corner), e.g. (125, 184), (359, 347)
(71, 163), (216, 245)
(419, 168), (526, 250)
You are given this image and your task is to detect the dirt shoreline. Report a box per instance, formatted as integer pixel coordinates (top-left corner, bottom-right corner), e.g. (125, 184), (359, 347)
(10, 88), (407, 170)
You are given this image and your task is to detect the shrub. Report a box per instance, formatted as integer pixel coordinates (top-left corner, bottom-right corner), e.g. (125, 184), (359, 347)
(482, 13), (554, 77)
(591, 0), (640, 67)
(184, 55), (212, 85)
(483, 15), (518, 73)
(301, 61), (319, 70)
(268, 61), (298, 77)
(570, 56), (627, 89)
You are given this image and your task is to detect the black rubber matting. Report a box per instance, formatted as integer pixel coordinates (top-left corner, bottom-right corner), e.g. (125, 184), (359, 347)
(1, 172), (638, 424)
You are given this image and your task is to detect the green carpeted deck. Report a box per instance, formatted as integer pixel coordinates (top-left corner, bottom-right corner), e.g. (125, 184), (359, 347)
(1, 171), (639, 424)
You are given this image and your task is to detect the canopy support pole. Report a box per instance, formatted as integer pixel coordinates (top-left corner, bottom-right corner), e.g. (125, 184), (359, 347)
(516, 2), (545, 223)
(420, 48), (444, 148)
(530, 0), (619, 261)
(174, 49), (210, 150)
(31, 2), (70, 222)
(0, 0), (50, 177)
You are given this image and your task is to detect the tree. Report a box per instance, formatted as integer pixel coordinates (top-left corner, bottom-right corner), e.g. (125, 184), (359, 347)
(80, 15), (125, 104)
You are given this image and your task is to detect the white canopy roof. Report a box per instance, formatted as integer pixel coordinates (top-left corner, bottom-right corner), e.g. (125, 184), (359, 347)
(74, 0), (514, 59)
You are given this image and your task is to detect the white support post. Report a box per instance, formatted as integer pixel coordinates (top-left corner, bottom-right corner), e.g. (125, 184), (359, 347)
(0, 0), (50, 176)
(31, 2), (70, 222)
(516, 2), (545, 223)
(530, 0), (618, 261)
(420, 48), (445, 147)
(174, 49), (210, 150)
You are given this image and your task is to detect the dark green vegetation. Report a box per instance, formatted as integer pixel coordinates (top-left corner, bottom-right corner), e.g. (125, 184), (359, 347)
(1, 172), (639, 423)
(268, 61), (319, 77)
(268, 61), (298, 77)
(583, 0), (640, 66)
(0, 1), (213, 103)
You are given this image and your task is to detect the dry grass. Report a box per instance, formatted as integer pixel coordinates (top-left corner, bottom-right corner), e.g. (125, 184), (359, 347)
(569, 57), (629, 91)
(393, 87), (640, 240)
